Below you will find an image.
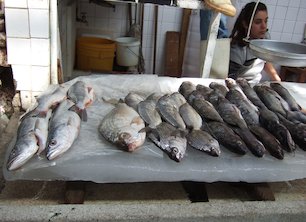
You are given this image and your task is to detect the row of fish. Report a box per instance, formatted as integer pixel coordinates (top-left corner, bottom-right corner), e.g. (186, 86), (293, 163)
(99, 78), (306, 162)
(7, 80), (94, 170)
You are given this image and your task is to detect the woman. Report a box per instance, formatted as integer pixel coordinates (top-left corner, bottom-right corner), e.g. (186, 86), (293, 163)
(228, 2), (281, 84)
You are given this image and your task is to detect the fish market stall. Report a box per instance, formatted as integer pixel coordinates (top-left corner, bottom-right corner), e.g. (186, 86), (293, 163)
(3, 74), (306, 183)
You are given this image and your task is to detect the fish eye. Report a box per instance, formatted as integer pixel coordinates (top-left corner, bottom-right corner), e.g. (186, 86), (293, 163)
(172, 147), (179, 154)
(49, 140), (57, 146)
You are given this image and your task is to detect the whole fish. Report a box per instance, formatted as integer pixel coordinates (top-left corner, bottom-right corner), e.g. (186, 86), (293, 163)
(187, 89), (207, 104)
(253, 85), (287, 116)
(286, 110), (306, 124)
(259, 108), (296, 153)
(232, 127), (266, 157)
(249, 125), (284, 160)
(209, 82), (228, 97)
(137, 99), (162, 128)
(156, 94), (186, 129)
(236, 78), (266, 109)
(47, 100), (81, 160)
(31, 85), (67, 118)
(67, 80), (94, 121)
(124, 92), (145, 110)
(186, 129), (221, 156)
(99, 103), (146, 152)
(192, 97), (223, 122)
(36, 109), (52, 155)
(179, 81), (196, 99)
(270, 82), (301, 111)
(148, 122), (187, 162)
(206, 121), (248, 155)
(179, 103), (202, 130)
(169, 92), (187, 108)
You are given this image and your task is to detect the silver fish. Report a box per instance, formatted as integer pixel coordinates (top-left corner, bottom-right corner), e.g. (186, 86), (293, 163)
(99, 103), (146, 152)
(124, 92), (145, 110)
(156, 94), (186, 129)
(137, 99), (162, 128)
(36, 109), (52, 155)
(179, 103), (202, 130)
(7, 132), (38, 171)
(47, 100), (81, 160)
(148, 122), (187, 162)
(67, 80), (94, 121)
(186, 129), (221, 156)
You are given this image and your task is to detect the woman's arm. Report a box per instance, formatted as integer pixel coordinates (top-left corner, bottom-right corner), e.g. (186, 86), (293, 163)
(264, 62), (281, 81)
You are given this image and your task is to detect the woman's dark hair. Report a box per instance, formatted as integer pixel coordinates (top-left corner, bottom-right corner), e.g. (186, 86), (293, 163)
(230, 2), (267, 46)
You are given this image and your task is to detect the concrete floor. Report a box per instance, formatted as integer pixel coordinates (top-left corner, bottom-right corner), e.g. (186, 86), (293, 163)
(0, 113), (306, 221)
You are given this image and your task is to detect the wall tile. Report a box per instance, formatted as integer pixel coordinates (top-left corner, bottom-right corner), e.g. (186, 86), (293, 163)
(7, 38), (31, 65)
(289, 0), (301, 8)
(5, 8), (30, 38)
(4, 0), (27, 8)
(297, 8), (306, 22)
(280, 32), (292, 41)
(28, 0), (50, 9)
(300, 0), (306, 8)
(286, 7), (299, 21)
(292, 34), (303, 43)
(79, 1), (95, 16)
(12, 65), (32, 91)
(95, 5), (110, 18)
(267, 5), (276, 20)
(31, 66), (50, 91)
(283, 20), (296, 33)
(274, 6), (287, 20)
(31, 38), (50, 66)
(277, 0), (290, 7)
(293, 21), (305, 34)
(271, 19), (285, 32)
(29, 9), (50, 38)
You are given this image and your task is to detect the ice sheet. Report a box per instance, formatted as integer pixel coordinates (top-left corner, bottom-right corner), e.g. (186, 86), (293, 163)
(3, 74), (306, 183)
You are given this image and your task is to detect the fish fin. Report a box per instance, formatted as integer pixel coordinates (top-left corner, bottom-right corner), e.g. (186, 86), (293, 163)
(102, 97), (119, 105)
(81, 109), (88, 122)
(139, 126), (152, 133)
(68, 105), (87, 121)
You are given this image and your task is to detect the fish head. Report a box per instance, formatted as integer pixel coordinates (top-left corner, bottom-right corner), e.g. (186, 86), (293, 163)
(47, 125), (75, 160)
(118, 131), (145, 152)
(7, 133), (38, 171)
(168, 137), (187, 162)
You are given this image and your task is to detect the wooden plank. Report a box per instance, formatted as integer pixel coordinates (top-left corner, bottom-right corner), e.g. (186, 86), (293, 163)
(181, 181), (209, 202)
(64, 181), (86, 204)
(178, 8), (191, 76)
(164, 31), (180, 77)
(243, 182), (275, 201)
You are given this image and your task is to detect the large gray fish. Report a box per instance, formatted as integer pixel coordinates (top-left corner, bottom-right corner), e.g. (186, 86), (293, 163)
(206, 121), (248, 155)
(156, 94), (186, 129)
(209, 82), (229, 97)
(231, 127), (266, 157)
(179, 103), (202, 130)
(148, 122), (187, 162)
(67, 80), (94, 122)
(31, 85), (68, 118)
(7, 111), (52, 170)
(286, 110), (306, 124)
(124, 92), (145, 110)
(169, 92), (187, 108)
(253, 85), (287, 116)
(187, 89), (207, 104)
(236, 78), (266, 109)
(192, 97), (223, 122)
(99, 103), (146, 152)
(277, 114), (306, 151)
(179, 81), (196, 99)
(249, 125), (284, 160)
(186, 129), (221, 156)
(259, 108), (296, 153)
(270, 82), (301, 111)
(137, 99), (162, 128)
(47, 100), (81, 160)
(213, 97), (248, 129)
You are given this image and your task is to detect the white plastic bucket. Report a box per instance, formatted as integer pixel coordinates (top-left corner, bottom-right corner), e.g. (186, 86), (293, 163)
(115, 37), (140, 67)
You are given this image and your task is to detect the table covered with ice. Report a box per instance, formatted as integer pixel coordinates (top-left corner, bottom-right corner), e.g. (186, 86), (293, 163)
(3, 74), (306, 183)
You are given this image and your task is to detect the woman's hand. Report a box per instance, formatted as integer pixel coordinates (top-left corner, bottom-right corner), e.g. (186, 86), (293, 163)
(264, 62), (281, 81)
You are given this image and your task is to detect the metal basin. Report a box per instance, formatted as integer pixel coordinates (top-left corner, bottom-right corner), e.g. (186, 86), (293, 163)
(249, 39), (306, 67)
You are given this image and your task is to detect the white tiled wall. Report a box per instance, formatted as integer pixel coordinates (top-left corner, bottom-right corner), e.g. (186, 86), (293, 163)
(77, 0), (306, 75)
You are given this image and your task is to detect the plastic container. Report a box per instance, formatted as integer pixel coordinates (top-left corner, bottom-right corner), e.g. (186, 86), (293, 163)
(76, 37), (116, 72)
(115, 37), (140, 67)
